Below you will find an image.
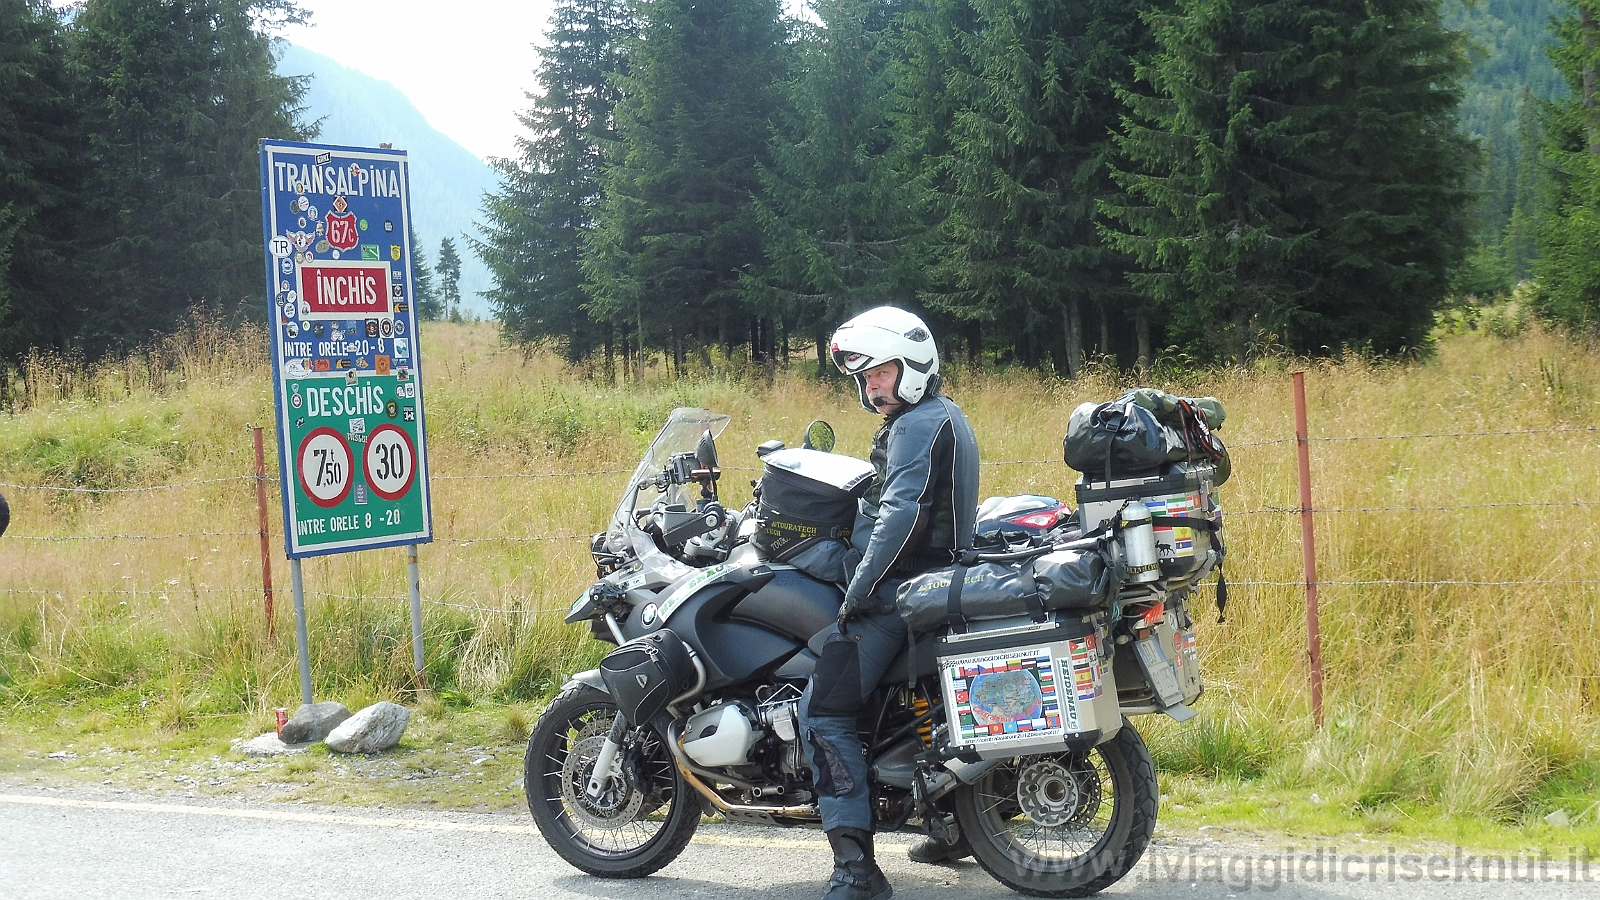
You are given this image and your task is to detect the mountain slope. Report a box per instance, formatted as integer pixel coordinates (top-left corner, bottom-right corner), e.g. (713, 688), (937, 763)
(275, 43), (497, 315)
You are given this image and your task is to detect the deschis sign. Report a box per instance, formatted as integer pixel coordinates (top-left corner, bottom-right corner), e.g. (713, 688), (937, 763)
(259, 140), (433, 558)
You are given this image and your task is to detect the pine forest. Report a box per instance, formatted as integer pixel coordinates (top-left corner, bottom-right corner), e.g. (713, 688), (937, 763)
(5, 0), (1600, 375)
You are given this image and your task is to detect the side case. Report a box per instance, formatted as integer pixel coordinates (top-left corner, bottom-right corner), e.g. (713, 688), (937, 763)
(935, 612), (1122, 760)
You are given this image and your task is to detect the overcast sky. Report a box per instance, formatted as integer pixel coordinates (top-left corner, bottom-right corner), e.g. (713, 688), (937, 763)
(280, 1), (555, 162)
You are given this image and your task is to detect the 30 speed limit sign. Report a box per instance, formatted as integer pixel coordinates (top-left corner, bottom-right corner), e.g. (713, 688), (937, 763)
(363, 425), (416, 501)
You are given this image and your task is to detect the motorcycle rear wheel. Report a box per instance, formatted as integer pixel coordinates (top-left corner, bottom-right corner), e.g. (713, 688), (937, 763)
(525, 683), (700, 878)
(953, 719), (1158, 897)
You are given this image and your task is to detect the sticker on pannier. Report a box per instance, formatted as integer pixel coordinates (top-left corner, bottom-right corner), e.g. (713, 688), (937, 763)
(941, 646), (1073, 744)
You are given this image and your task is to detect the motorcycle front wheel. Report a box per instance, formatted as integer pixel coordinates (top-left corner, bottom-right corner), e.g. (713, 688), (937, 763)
(525, 683), (700, 878)
(953, 719), (1158, 897)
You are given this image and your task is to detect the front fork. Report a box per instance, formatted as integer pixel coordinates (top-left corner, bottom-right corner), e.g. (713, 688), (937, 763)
(586, 715), (630, 801)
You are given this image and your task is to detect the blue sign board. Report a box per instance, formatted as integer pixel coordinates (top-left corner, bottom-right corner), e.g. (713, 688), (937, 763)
(259, 140), (433, 558)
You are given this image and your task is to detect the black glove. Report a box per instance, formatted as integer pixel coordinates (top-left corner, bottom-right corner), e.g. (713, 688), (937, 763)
(837, 596), (865, 631)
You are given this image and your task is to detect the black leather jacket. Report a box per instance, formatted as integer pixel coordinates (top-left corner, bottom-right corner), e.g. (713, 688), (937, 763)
(845, 393), (980, 608)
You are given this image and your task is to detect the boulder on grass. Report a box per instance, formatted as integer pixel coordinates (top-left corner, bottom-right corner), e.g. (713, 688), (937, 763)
(279, 701), (352, 744)
(324, 701), (410, 754)
(236, 732), (310, 757)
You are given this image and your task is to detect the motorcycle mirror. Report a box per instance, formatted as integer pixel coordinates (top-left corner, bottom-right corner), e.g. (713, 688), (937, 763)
(0, 490), (8, 538)
(696, 428), (719, 470)
(802, 420), (835, 453)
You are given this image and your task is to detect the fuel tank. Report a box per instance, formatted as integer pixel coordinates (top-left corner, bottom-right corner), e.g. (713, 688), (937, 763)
(731, 569), (843, 643)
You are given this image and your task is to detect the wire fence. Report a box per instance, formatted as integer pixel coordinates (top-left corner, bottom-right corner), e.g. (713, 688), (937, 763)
(4, 421), (1599, 611)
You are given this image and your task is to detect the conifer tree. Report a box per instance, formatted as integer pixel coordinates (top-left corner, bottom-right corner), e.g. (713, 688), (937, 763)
(0, 0), (84, 361)
(751, 0), (921, 373)
(1102, 0), (1475, 360)
(66, 0), (309, 354)
(908, 0), (1156, 374)
(1534, 0), (1600, 329)
(437, 236), (462, 321)
(477, 0), (631, 360)
(411, 225), (440, 320)
(583, 0), (788, 369)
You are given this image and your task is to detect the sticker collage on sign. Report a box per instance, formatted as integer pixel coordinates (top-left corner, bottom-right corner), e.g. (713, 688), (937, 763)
(260, 141), (433, 558)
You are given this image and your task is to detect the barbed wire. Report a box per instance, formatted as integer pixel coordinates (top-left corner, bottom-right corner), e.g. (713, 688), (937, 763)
(8, 531), (260, 542)
(432, 469), (634, 481)
(21, 493), (1600, 543)
(3, 424), (1594, 496)
(1222, 578), (1600, 587)
(3, 587), (259, 596)
(0, 476), (257, 494)
(425, 598), (571, 615)
(1229, 499), (1600, 516)
(441, 535), (591, 545)
(1309, 425), (1600, 443)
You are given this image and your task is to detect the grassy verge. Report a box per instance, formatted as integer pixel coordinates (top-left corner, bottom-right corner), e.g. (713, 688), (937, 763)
(3, 314), (1600, 846)
(3, 699), (1597, 857)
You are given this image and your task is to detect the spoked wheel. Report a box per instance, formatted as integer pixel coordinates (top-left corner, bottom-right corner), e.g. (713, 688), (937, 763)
(953, 720), (1158, 897)
(524, 684), (699, 877)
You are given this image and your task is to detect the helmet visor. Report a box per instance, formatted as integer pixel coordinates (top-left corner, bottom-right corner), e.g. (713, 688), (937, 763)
(832, 347), (876, 375)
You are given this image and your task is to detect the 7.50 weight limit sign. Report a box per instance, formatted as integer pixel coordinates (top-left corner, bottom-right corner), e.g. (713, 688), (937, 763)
(260, 140), (433, 557)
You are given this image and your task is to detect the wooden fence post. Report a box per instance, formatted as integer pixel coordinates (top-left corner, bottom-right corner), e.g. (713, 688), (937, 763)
(252, 426), (275, 640)
(1292, 372), (1325, 727)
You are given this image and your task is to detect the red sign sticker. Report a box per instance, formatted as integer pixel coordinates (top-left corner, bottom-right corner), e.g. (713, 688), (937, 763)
(325, 212), (360, 251)
(300, 263), (390, 315)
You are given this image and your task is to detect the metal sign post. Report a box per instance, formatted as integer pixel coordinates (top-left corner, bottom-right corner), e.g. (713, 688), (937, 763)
(259, 140), (435, 702)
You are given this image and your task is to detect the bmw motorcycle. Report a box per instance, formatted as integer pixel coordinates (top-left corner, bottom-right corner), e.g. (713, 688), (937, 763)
(525, 408), (1218, 896)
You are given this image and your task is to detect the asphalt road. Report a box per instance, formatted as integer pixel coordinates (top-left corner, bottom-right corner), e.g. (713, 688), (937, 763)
(0, 787), (1593, 899)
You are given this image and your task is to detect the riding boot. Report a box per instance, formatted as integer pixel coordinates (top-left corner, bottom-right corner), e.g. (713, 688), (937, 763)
(822, 826), (892, 900)
(906, 830), (972, 865)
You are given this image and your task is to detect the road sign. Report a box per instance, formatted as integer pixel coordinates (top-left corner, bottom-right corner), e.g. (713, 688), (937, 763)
(260, 140), (433, 558)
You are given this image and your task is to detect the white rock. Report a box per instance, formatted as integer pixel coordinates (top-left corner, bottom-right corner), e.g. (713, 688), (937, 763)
(279, 702), (351, 744)
(324, 702), (410, 754)
(235, 732), (310, 757)
(1544, 808), (1570, 828)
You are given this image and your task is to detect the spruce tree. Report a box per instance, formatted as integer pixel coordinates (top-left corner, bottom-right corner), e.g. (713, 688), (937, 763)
(66, 0), (309, 354)
(907, 0), (1156, 374)
(437, 236), (462, 321)
(1534, 0), (1600, 329)
(583, 0), (788, 369)
(751, 0), (921, 373)
(0, 0), (84, 361)
(1102, 0), (1476, 360)
(476, 0), (630, 360)
(411, 225), (440, 320)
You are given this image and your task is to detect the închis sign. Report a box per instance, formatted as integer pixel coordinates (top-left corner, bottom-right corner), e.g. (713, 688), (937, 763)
(259, 140), (433, 558)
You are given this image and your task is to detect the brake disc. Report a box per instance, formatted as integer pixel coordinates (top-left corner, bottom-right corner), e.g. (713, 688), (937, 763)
(561, 733), (645, 829)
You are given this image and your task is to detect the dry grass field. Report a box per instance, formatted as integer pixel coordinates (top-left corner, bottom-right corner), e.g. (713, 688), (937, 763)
(2, 314), (1598, 842)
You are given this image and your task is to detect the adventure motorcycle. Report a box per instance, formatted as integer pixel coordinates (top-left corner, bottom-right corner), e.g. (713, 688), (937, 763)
(525, 408), (1218, 896)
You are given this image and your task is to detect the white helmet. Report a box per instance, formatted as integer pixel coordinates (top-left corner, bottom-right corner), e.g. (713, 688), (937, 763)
(830, 306), (940, 412)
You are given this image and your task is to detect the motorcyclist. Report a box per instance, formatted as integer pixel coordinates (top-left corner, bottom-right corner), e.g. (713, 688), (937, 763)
(797, 307), (980, 900)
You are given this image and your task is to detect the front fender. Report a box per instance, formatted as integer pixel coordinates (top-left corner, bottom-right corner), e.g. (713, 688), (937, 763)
(563, 669), (608, 695)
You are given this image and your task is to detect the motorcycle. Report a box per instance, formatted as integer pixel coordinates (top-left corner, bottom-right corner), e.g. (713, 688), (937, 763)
(525, 407), (1217, 895)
